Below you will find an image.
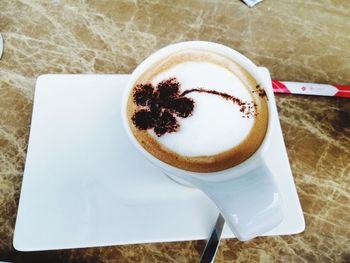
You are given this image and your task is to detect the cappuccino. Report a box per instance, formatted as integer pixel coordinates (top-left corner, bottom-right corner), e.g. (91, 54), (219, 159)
(126, 49), (268, 172)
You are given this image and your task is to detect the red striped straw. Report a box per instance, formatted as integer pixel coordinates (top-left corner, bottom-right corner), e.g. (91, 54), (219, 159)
(272, 80), (350, 98)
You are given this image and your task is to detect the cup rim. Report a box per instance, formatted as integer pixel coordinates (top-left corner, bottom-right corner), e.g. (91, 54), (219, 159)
(121, 41), (274, 181)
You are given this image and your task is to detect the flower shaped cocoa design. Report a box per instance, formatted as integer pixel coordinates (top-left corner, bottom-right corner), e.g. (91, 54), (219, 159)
(132, 78), (194, 137)
(132, 77), (258, 137)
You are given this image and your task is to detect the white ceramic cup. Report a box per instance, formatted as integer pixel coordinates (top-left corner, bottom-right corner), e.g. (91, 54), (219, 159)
(121, 41), (283, 241)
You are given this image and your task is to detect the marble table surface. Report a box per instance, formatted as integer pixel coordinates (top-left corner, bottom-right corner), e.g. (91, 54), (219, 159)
(0, 0), (349, 262)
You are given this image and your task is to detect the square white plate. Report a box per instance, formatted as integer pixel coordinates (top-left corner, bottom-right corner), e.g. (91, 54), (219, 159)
(14, 68), (304, 251)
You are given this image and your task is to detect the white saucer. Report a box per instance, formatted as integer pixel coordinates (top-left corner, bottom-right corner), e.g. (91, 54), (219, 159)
(13, 68), (304, 251)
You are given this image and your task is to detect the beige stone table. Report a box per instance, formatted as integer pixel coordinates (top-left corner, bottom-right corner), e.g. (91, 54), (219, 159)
(1, 1), (349, 262)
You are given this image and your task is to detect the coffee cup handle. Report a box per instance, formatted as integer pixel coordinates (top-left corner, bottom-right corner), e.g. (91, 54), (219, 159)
(190, 161), (283, 241)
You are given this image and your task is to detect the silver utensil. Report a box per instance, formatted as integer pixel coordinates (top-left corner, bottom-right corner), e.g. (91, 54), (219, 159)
(0, 33), (3, 59)
(200, 214), (225, 263)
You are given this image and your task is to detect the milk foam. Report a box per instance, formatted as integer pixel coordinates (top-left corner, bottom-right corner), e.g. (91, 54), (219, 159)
(149, 61), (255, 157)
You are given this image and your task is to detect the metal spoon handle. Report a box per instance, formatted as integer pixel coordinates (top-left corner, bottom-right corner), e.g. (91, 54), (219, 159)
(199, 214), (225, 263)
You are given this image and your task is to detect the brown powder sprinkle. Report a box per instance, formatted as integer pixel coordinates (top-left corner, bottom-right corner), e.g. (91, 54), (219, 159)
(253, 84), (267, 98)
(181, 88), (257, 118)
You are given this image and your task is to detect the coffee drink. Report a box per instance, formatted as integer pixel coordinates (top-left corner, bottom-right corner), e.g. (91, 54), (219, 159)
(126, 48), (269, 172)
